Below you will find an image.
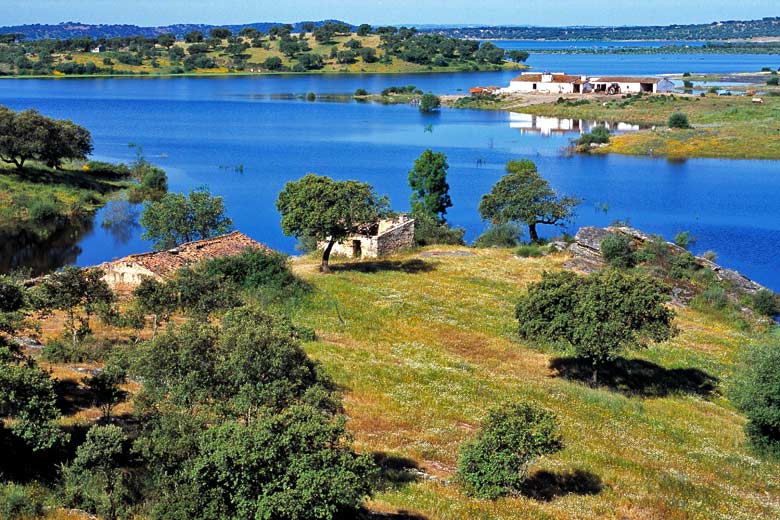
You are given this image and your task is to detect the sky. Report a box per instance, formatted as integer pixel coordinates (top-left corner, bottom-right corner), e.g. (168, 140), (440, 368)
(0, 0), (778, 27)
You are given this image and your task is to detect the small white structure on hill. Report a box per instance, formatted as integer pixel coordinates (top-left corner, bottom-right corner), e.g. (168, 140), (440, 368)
(319, 215), (415, 259)
(500, 72), (675, 95)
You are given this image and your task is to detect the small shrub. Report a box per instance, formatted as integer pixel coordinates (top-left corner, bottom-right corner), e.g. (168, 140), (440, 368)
(202, 247), (308, 299)
(668, 112), (691, 129)
(696, 284), (728, 310)
(306, 92), (316, 101)
(600, 233), (635, 268)
(457, 402), (563, 499)
(674, 231), (694, 250)
(635, 235), (670, 267)
(42, 335), (115, 363)
(731, 341), (780, 454)
(474, 223), (521, 248)
(577, 125), (610, 146)
(752, 289), (780, 317)
(669, 251), (698, 280)
(27, 199), (61, 222)
(0, 482), (44, 520)
(767, 76), (780, 86)
(419, 92), (441, 113)
(702, 250), (717, 262)
(413, 215), (465, 246)
(515, 244), (544, 258)
(354, 88), (368, 96)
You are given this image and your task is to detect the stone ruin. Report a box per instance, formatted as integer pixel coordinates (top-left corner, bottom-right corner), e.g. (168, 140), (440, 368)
(557, 226), (767, 303)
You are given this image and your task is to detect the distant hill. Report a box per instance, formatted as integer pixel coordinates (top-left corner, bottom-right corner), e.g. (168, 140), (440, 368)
(425, 17), (780, 41)
(0, 20), (354, 40)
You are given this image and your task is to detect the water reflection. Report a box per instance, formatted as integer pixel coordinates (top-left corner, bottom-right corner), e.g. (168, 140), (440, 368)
(509, 113), (640, 136)
(100, 199), (141, 247)
(0, 216), (94, 276)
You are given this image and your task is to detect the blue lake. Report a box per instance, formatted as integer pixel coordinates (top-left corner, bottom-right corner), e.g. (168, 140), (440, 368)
(1, 58), (780, 290)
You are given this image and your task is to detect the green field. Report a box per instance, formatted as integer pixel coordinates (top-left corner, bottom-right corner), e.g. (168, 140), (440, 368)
(275, 247), (780, 520)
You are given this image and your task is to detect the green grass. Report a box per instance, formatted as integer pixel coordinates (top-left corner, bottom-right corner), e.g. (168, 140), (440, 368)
(285, 247), (780, 519)
(0, 162), (129, 237)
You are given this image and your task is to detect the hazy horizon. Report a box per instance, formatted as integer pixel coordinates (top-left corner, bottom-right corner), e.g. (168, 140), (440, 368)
(1, 0), (778, 28)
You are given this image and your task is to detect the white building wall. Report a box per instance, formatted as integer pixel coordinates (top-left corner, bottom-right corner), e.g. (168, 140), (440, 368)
(505, 81), (576, 94)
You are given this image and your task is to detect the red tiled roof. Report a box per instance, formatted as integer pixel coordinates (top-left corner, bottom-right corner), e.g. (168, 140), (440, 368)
(590, 76), (661, 84)
(511, 74), (581, 84)
(106, 231), (270, 278)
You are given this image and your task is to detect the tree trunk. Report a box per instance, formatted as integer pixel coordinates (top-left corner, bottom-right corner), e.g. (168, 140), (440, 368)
(591, 366), (598, 385)
(69, 310), (78, 350)
(152, 314), (158, 339)
(321, 237), (335, 273)
(528, 223), (540, 243)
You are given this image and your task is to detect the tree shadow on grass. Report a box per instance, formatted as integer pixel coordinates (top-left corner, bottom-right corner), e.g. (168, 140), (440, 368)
(54, 378), (94, 416)
(372, 452), (422, 492)
(549, 356), (718, 398)
(521, 469), (604, 502)
(11, 166), (124, 194)
(331, 259), (435, 274)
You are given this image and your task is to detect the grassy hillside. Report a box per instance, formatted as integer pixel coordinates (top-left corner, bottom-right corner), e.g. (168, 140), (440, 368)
(4, 32), (526, 78)
(281, 247), (780, 520)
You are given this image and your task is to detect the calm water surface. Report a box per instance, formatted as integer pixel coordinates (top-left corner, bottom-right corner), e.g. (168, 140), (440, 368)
(1, 63), (779, 290)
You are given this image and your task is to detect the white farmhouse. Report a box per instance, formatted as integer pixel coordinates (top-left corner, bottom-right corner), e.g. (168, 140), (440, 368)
(500, 72), (675, 95)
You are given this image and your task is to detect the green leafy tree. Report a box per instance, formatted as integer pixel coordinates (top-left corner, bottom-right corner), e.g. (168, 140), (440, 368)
(276, 174), (388, 272)
(35, 266), (114, 349)
(0, 348), (63, 451)
(0, 275), (28, 338)
(132, 277), (178, 338)
(63, 425), (128, 520)
(184, 31), (204, 43)
(408, 149), (452, 223)
(479, 160), (579, 243)
(140, 186), (233, 250)
(172, 267), (240, 318)
(356, 24), (373, 36)
(731, 341), (780, 453)
(209, 28), (232, 40)
(507, 50), (530, 63)
(516, 269), (677, 383)
(457, 402), (563, 499)
(0, 107), (92, 171)
(419, 93), (441, 113)
(156, 34), (176, 48)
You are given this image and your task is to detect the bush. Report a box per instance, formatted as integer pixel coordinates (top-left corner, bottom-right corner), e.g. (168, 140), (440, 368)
(600, 233), (635, 268)
(696, 283), (728, 310)
(768, 76), (780, 86)
(669, 251), (698, 280)
(27, 199), (61, 222)
(515, 244), (545, 258)
(577, 125), (610, 146)
(702, 250), (717, 262)
(413, 214), (464, 246)
(85, 161), (131, 178)
(305, 92), (316, 101)
(419, 93), (441, 113)
(674, 231), (694, 250)
(474, 223), (521, 248)
(752, 289), (780, 317)
(0, 483), (44, 520)
(668, 112), (691, 129)
(201, 247), (308, 299)
(731, 341), (780, 454)
(42, 335), (115, 363)
(354, 88), (368, 96)
(457, 402), (563, 499)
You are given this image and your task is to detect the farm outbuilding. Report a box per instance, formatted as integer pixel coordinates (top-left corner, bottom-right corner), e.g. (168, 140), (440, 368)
(98, 231), (269, 291)
(499, 72), (675, 95)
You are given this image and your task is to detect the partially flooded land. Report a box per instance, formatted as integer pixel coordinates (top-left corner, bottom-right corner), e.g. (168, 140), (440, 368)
(446, 89), (780, 160)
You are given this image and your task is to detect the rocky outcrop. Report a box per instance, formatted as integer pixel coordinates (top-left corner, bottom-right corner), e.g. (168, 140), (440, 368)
(565, 225), (768, 297)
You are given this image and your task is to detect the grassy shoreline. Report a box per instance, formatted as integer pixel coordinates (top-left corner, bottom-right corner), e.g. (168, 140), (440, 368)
(447, 91), (780, 160)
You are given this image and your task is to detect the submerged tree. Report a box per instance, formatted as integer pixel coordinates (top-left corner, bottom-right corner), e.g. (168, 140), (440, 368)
(479, 159), (579, 243)
(516, 269), (677, 383)
(276, 174), (388, 272)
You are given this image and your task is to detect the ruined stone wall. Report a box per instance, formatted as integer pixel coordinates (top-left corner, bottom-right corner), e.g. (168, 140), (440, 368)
(99, 261), (160, 291)
(377, 220), (415, 256)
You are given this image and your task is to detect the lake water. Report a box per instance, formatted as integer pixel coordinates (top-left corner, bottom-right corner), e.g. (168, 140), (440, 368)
(1, 50), (780, 290)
